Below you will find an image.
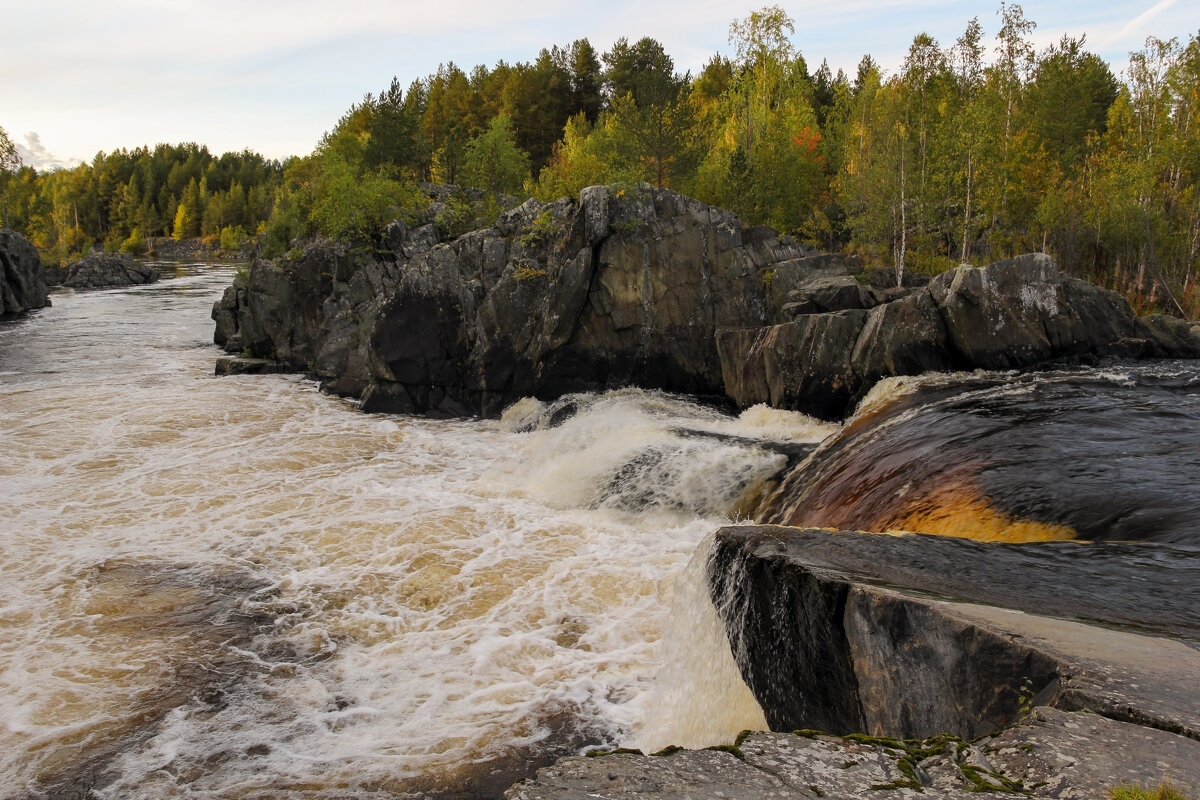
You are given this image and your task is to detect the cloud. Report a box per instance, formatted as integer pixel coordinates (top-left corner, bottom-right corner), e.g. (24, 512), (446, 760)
(15, 132), (80, 171)
(1113, 0), (1179, 42)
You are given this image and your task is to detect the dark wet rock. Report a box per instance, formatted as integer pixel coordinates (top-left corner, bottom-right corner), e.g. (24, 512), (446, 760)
(41, 262), (69, 287)
(719, 253), (1200, 420)
(214, 189), (1199, 420)
(1, 228), (50, 315)
(214, 356), (293, 376)
(717, 309), (871, 421)
(756, 367), (1200, 546)
(214, 186), (819, 417)
(63, 252), (159, 289)
(709, 526), (1200, 739)
(764, 255), (883, 322)
(863, 265), (933, 290)
(777, 274), (882, 319)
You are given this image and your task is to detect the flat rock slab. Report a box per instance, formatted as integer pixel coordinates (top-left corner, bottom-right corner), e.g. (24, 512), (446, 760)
(711, 525), (1200, 652)
(941, 601), (1200, 739)
(507, 710), (1200, 799)
(214, 356), (292, 376)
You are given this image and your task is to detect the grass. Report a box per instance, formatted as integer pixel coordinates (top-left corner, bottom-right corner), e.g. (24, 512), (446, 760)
(1110, 783), (1193, 800)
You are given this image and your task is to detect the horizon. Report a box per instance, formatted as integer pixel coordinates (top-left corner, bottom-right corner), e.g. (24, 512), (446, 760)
(4, 0), (1197, 171)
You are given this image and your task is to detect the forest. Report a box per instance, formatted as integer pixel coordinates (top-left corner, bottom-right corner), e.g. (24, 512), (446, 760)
(1, 4), (1198, 318)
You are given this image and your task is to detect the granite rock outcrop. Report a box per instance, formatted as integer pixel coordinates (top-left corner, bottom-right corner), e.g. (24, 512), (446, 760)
(1, 228), (50, 315)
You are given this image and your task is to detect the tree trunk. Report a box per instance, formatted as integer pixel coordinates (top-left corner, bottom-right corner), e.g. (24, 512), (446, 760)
(961, 148), (973, 263)
(896, 147), (907, 288)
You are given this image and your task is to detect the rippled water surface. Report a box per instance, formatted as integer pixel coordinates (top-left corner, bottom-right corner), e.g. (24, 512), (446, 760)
(1, 265), (817, 798)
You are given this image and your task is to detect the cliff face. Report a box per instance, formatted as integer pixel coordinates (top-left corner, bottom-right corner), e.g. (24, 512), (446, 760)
(0, 229), (49, 316)
(214, 186), (820, 416)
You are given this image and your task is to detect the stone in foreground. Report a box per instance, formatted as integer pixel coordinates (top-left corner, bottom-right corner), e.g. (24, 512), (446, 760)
(507, 710), (1200, 799)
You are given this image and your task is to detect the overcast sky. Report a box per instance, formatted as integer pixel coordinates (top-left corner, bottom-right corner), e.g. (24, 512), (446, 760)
(3, 0), (1197, 170)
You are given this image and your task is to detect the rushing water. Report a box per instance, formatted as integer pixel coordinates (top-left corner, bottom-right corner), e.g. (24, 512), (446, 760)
(0, 264), (826, 799)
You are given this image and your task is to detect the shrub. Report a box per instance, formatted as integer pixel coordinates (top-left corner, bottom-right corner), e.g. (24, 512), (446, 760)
(219, 225), (247, 252)
(120, 228), (147, 256)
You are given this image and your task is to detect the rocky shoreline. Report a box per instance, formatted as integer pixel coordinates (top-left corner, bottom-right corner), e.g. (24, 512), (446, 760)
(211, 185), (1200, 421)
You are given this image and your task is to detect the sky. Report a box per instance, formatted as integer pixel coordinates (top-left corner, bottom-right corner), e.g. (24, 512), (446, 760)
(3, 0), (1198, 171)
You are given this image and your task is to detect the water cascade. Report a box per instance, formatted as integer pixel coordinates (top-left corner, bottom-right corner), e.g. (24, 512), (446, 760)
(0, 266), (830, 798)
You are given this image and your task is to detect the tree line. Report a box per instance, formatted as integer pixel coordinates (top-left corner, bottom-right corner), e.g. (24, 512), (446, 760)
(262, 4), (1198, 316)
(1, 5), (1197, 317)
(0, 138), (281, 261)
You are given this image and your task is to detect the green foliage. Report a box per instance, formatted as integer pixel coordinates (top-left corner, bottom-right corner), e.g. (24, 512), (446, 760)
(6, 142), (279, 260)
(518, 208), (560, 246)
(219, 225), (247, 252)
(462, 114), (532, 195)
(0, 125), (21, 228)
(533, 113), (630, 200)
(689, 6), (823, 234)
(120, 227), (147, 255)
(512, 263), (550, 281)
(435, 191), (479, 240)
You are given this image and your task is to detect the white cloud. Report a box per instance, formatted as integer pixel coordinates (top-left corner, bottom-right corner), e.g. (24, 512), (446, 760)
(3, 0), (1197, 165)
(15, 132), (80, 171)
(1113, 0), (1179, 42)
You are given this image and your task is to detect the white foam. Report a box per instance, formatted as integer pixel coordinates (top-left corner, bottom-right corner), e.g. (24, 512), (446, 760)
(631, 532), (768, 753)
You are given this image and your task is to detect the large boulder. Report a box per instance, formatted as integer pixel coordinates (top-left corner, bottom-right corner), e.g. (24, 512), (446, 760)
(754, 364), (1200, 544)
(708, 526), (1200, 737)
(1, 228), (50, 315)
(719, 253), (1200, 420)
(63, 252), (159, 289)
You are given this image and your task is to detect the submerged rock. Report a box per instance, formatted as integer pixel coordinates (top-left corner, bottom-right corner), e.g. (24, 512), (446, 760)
(214, 356), (292, 376)
(63, 252), (159, 289)
(1, 228), (50, 315)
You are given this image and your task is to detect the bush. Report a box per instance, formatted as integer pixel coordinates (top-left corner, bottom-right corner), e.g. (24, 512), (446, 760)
(1110, 782), (1192, 800)
(219, 225), (247, 252)
(120, 228), (147, 256)
(435, 191), (479, 240)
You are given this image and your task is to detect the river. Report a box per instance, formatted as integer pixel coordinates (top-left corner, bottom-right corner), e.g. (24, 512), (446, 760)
(0, 263), (826, 799)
